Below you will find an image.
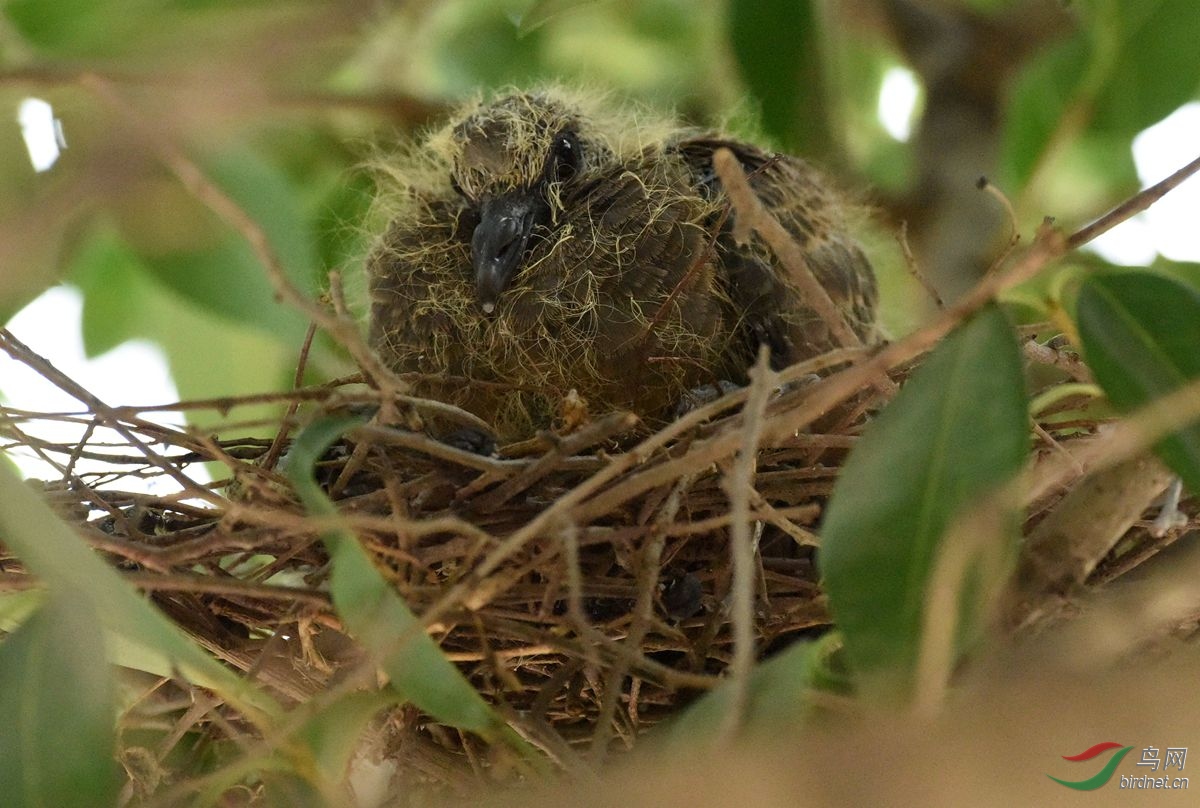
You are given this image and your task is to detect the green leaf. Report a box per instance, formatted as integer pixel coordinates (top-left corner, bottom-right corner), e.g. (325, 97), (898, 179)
(296, 690), (393, 786)
(259, 772), (327, 808)
(0, 591), (120, 808)
(513, 0), (600, 35)
(4, 0), (166, 55)
(1092, 0), (1200, 136)
(429, 4), (548, 92)
(726, 0), (828, 154)
(0, 462), (282, 723)
(283, 417), (525, 747)
(68, 222), (297, 433)
(1000, 36), (1090, 188)
(1076, 271), (1200, 491)
(1001, 0), (1200, 190)
(126, 147), (318, 346)
(68, 225), (153, 357)
(661, 641), (820, 744)
(818, 306), (1028, 701)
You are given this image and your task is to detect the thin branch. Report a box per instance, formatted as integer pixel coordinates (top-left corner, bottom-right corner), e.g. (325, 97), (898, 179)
(1068, 152), (1200, 250)
(716, 347), (775, 743)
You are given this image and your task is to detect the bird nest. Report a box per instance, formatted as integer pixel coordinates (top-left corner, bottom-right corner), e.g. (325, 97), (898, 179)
(0, 322), (894, 754)
(0, 324), (1187, 781)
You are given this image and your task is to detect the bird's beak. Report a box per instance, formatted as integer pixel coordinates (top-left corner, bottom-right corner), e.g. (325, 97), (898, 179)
(471, 192), (542, 314)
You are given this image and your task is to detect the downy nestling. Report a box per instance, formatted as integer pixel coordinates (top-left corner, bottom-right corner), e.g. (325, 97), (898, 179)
(367, 87), (879, 440)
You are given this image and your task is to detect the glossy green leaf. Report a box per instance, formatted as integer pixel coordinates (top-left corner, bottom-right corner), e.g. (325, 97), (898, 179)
(0, 591), (119, 808)
(727, 0), (828, 154)
(0, 462), (281, 722)
(1076, 271), (1200, 491)
(284, 417), (521, 746)
(819, 305), (1027, 701)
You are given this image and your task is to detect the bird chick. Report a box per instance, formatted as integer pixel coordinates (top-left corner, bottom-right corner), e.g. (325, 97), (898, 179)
(368, 88), (878, 440)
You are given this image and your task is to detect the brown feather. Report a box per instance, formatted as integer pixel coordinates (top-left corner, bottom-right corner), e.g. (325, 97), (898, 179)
(367, 89), (878, 439)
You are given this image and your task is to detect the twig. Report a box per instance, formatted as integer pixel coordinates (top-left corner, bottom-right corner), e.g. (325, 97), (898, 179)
(261, 320), (318, 473)
(471, 411), (638, 512)
(716, 348), (775, 743)
(1007, 453), (1173, 632)
(0, 328), (220, 505)
(1068, 152), (1200, 249)
(78, 73), (408, 413)
(977, 176), (1019, 247)
(589, 476), (689, 762)
(897, 220), (944, 308)
(713, 148), (873, 357)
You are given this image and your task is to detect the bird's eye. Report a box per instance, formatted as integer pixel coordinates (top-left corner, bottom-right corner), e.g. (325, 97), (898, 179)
(549, 130), (582, 184)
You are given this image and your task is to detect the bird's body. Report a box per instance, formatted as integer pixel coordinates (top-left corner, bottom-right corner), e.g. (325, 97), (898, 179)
(368, 89), (878, 439)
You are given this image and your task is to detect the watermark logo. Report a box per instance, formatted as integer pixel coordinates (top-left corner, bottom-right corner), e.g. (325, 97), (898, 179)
(1049, 742), (1188, 791)
(1049, 742), (1134, 791)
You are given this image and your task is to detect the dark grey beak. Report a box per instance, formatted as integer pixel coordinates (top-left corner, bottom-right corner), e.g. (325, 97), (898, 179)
(471, 192), (542, 314)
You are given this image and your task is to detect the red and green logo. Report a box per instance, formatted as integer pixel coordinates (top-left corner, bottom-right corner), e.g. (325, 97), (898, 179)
(1049, 742), (1135, 790)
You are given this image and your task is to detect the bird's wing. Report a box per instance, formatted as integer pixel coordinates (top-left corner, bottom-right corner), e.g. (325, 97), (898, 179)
(670, 135), (879, 369)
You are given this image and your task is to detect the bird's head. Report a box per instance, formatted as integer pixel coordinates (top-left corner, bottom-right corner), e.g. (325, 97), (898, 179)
(441, 92), (611, 313)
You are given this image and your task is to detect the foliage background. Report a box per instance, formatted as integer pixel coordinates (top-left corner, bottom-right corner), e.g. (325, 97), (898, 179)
(6, 0), (1197, 415)
(3, 1), (1200, 806)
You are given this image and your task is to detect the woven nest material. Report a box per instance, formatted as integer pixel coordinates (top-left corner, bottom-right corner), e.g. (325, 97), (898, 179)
(0, 327), (1189, 779)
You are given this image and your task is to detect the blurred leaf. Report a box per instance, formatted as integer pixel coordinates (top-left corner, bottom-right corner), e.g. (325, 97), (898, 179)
(130, 147), (319, 347)
(1092, 1), (1200, 135)
(259, 772), (327, 808)
(427, 3), (547, 92)
(0, 590), (43, 633)
(0, 591), (119, 808)
(66, 223), (296, 437)
(297, 690), (392, 786)
(1154, 259), (1200, 291)
(314, 169), (374, 278)
(820, 20), (918, 185)
(1000, 36), (1090, 188)
(4, 0), (166, 55)
(284, 417), (527, 748)
(1030, 132), (1139, 226)
(0, 462), (282, 722)
(1076, 270), (1200, 491)
(513, 0), (600, 35)
(819, 306), (1027, 701)
(726, 0), (828, 154)
(69, 225), (153, 357)
(1002, 1), (1200, 191)
(662, 641), (819, 744)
